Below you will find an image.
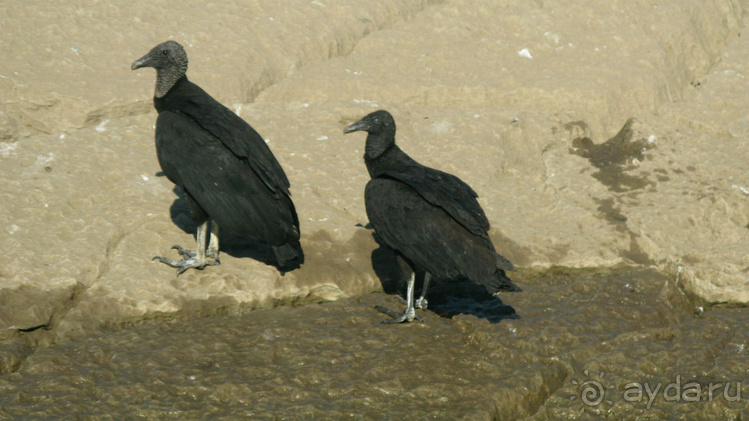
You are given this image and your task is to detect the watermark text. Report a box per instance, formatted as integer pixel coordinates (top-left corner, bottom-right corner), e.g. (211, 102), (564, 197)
(571, 372), (741, 409)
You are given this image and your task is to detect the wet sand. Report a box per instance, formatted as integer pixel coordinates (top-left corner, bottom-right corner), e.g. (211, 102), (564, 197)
(1, 268), (746, 419)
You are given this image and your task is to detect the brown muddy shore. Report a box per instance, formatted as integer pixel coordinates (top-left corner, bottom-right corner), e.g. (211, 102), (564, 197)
(0, 267), (747, 420)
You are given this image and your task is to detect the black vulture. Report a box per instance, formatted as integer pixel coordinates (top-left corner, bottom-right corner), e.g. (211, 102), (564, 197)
(132, 41), (303, 274)
(344, 110), (520, 323)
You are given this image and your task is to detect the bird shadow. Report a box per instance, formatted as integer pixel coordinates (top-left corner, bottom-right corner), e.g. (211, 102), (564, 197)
(166, 185), (284, 270)
(367, 231), (519, 324)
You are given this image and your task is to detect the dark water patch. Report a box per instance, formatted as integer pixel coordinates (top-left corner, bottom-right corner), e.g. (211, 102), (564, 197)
(568, 119), (657, 193)
(569, 118), (645, 168)
(0, 267), (745, 419)
(591, 166), (654, 193)
(595, 197), (628, 231)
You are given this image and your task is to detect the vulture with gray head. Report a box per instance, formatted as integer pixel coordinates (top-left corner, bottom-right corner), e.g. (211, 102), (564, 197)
(344, 110), (520, 323)
(132, 41), (303, 274)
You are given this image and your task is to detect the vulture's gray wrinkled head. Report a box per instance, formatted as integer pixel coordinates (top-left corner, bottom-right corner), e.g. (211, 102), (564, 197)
(132, 40), (188, 98)
(344, 110), (397, 160)
(344, 110), (396, 136)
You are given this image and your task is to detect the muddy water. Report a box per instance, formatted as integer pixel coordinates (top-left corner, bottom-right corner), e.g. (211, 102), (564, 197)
(0, 268), (746, 420)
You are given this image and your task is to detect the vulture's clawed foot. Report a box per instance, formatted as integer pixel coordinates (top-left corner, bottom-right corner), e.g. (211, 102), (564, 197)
(152, 245), (220, 275)
(414, 297), (428, 310)
(171, 245), (221, 264)
(374, 305), (424, 324)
